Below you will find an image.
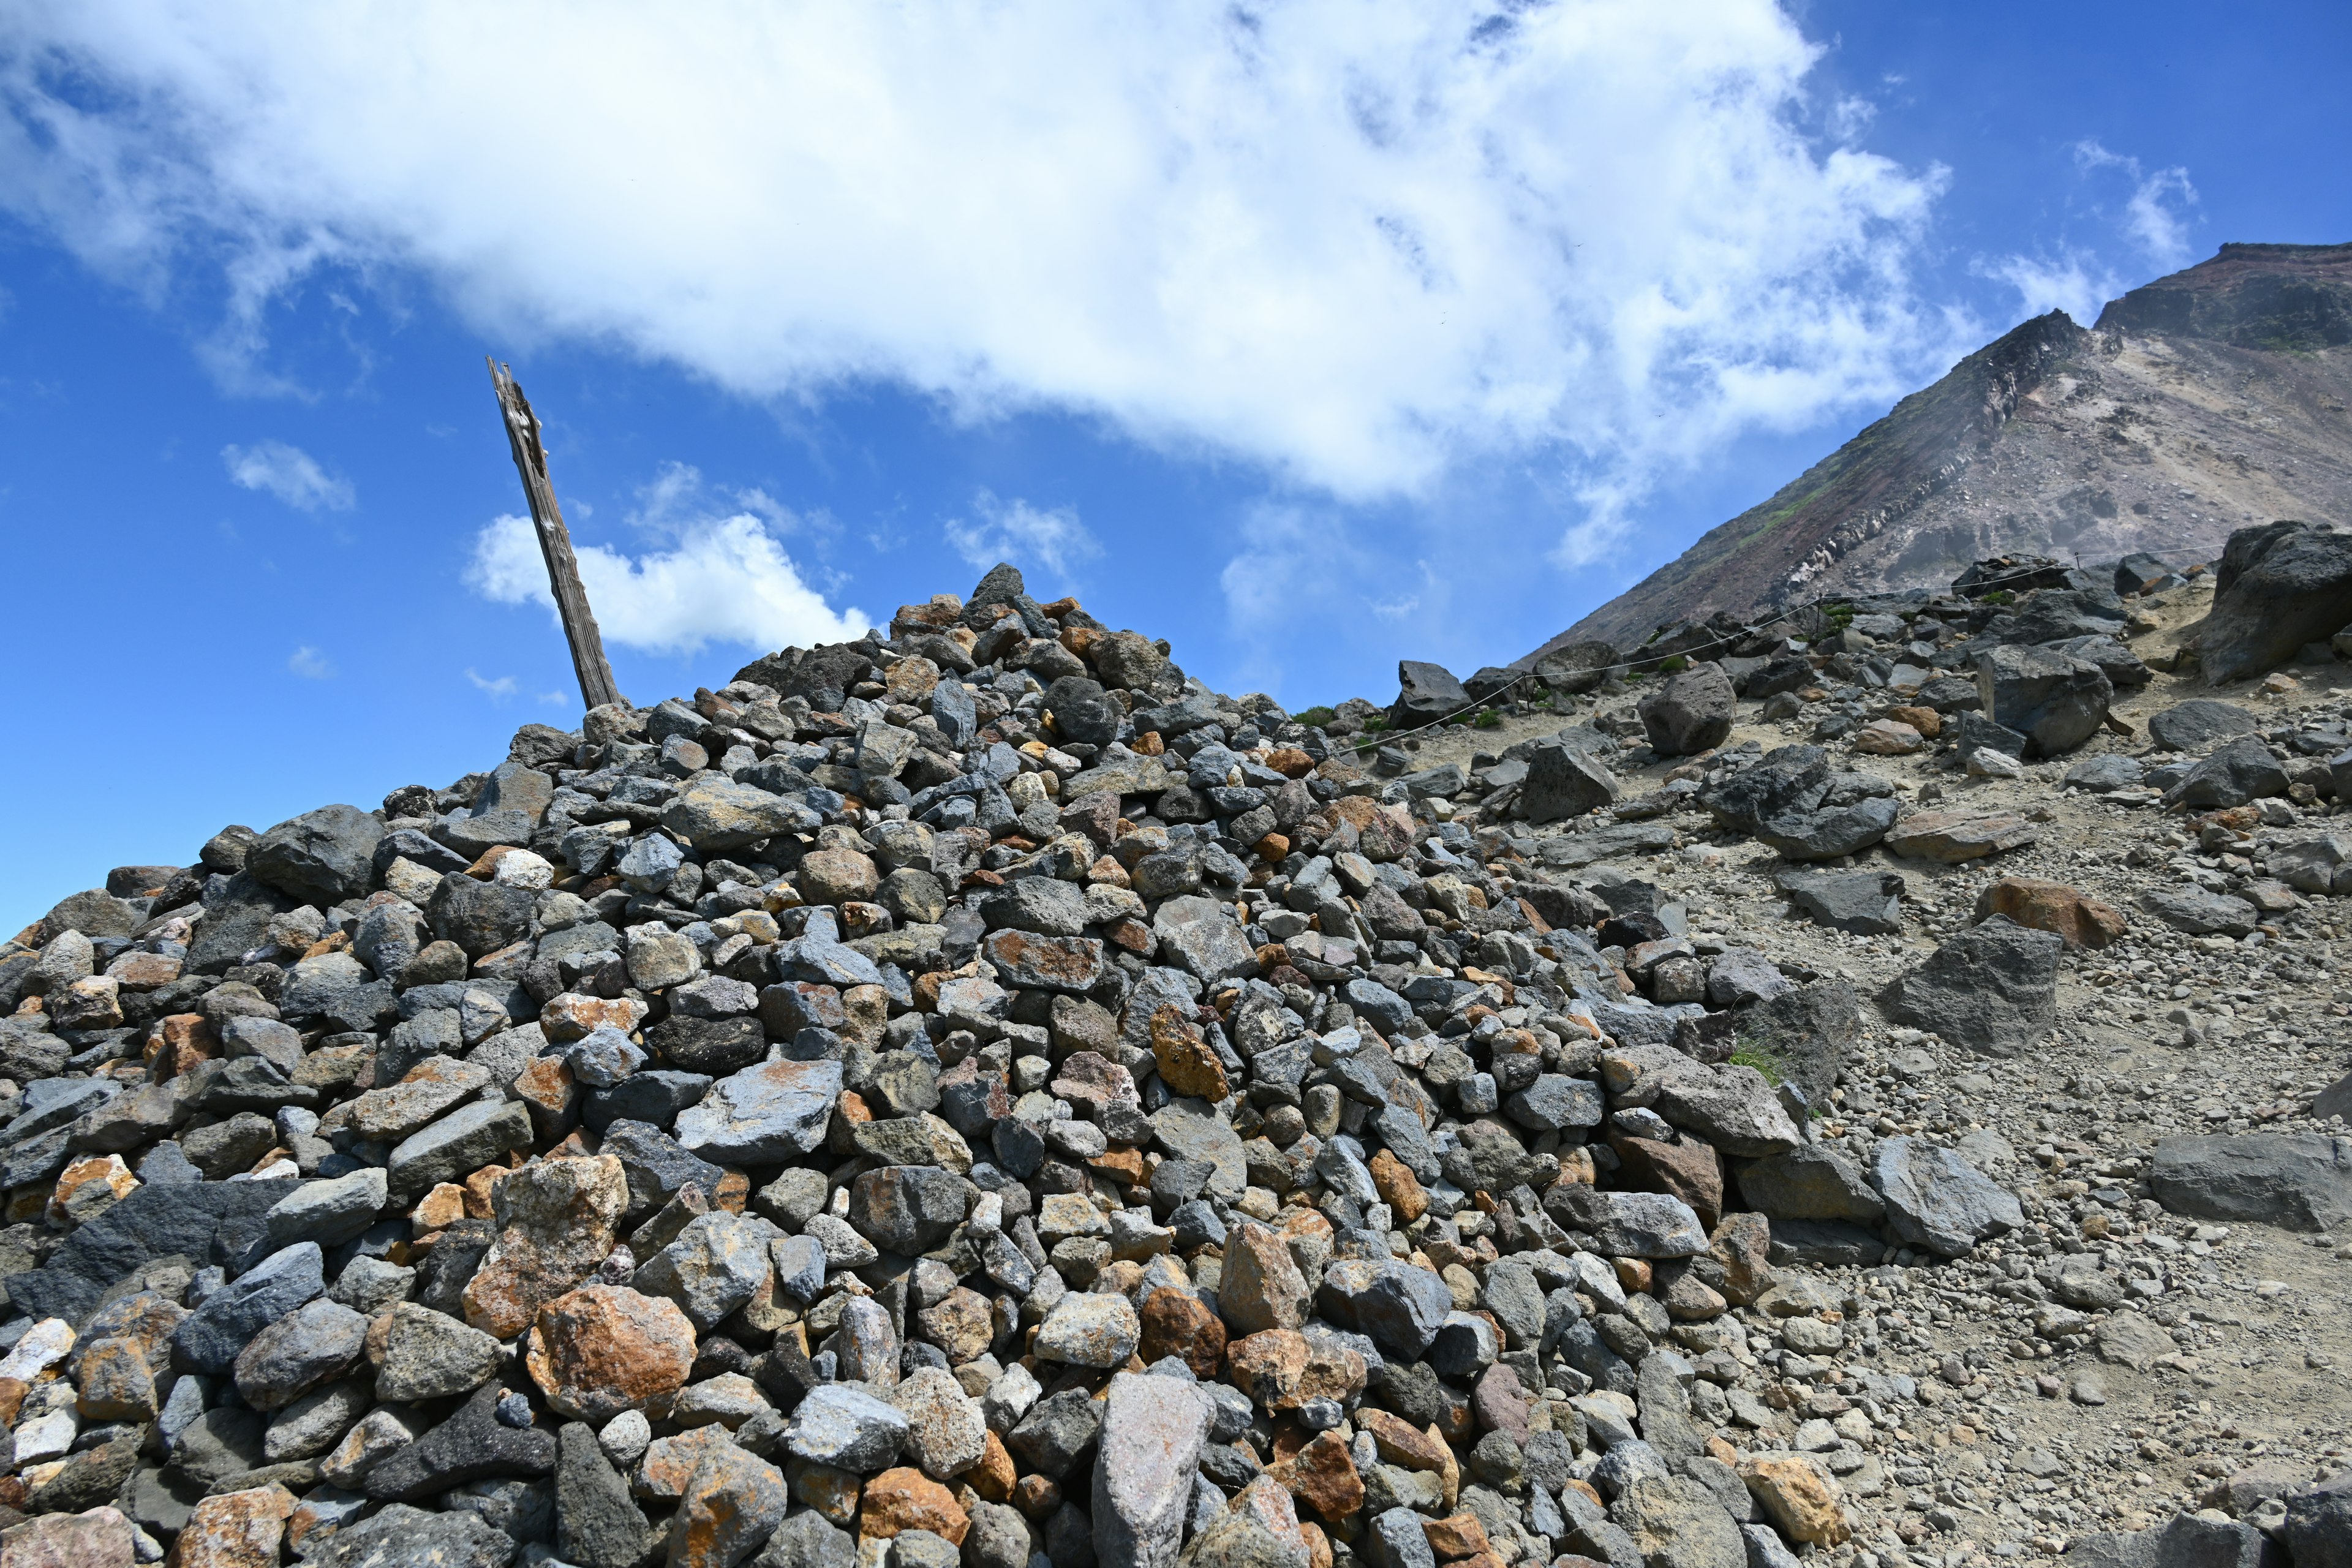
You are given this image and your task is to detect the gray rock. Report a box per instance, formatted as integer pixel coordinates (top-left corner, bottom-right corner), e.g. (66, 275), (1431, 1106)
(1008, 1388), (1105, 1480)
(963, 1502), (1035, 1568)
(1316, 1259), (1455, 1357)
(785, 1385), (908, 1474)
(1504, 1074), (1604, 1134)
(848, 1165), (969, 1254)
(2147, 699), (2260, 753)
(264, 1376), (374, 1463)
(263, 1167), (388, 1251)
(1150, 897), (1259, 985)
(309, 1501), (519, 1568)
(1740, 1523), (1803, 1568)
(1698, 747), (1830, 836)
(1880, 916), (2060, 1056)
(984, 879), (1089, 938)
(663, 776), (824, 852)
(2139, 888), (2258, 937)
(1540, 1187), (1706, 1257)
(1363, 1507), (1437, 1568)
(248, 804), (386, 906)
(167, 1404), (268, 1483)
(674, 1058), (843, 1164)
(1535, 640), (1626, 695)
(186, 870), (300, 974)
(1872, 1136), (2022, 1256)
(2162, 736), (2289, 810)
(1972, 644), (2111, 758)
(2195, 519), (2352, 684)
(1390, 662), (1470, 728)
(1773, 871), (1903, 937)
(8, 1180), (281, 1326)
(1950, 710), (2030, 766)
(1638, 664), (1735, 758)
(172, 1240), (325, 1374)
(234, 1296), (371, 1409)
(2063, 754), (2147, 793)
(376, 1301), (504, 1402)
(428, 875), (540, 959)
(365, 1381), (559, 1502)
(1093, 1373), (1208, 1568)
(1754, 796), (1901, 862)
(759, 1511), (856, 1568)
(1650, 1066), (1801, 1158)
(1734, 1146), (1884, 1222)
(633, 1212), (778, 1330)
(1610, 1474), (1745, 1568)
(1150, 1099), (1247, 1200)
(2148, 1133), (2352, 1232)
(2282, 1482), (2352, 1568)
(387, 1098), (536, 1200)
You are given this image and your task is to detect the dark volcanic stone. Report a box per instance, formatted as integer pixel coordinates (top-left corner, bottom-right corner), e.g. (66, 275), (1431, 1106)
(366, 1382), (558, 1501)
(1880, 917), (2060, 1057)
(6, 1173), (280, 1326)
(2196, 519), (2352, 684)
(556, 1422), (654, 1568)
(310, 1502), (521, 1568)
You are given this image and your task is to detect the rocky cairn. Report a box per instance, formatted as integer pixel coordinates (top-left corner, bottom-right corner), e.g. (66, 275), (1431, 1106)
(3, 541), (2351, 1568)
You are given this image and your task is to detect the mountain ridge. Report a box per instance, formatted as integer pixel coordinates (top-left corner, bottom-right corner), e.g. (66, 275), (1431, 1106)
(1528, 241), (2352, 657)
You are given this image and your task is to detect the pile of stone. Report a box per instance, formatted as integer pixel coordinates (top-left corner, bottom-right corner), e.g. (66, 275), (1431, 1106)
(2, 535), (2348, 1568)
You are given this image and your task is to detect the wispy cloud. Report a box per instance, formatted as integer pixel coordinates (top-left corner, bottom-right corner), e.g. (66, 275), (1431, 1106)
(466, 669), (518, 699)
(943, 491), (1098, 581)
(2074, 141), (2198, 268)
(1981, 141), (2199, 326)
(222, 439), (354, 512)
(287, 644), (331, 678)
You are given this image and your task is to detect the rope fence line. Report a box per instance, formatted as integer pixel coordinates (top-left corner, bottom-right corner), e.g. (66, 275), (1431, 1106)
(1336, 554), (2191, 748)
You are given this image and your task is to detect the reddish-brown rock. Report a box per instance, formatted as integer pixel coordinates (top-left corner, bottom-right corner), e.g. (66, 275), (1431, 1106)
(526, 1284), (696, 1423)
(1471, 1363), (1531, 1444)
(1224, 1330), (1365, 1412)
(858, 1468), (968, 1545)
(1137, 1289), (1226, 1379)
(1366, 1150), (1428, 1223)
(1149, 1006), (1229, 1101)
(1266, 1431), (1361, 1520)
(1422, 1515), (1493, 1561)
(1608, 1134), (1724, 1231)
(1973, 876), (2127, 950)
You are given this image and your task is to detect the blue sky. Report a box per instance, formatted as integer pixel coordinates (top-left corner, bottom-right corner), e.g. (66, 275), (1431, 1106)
(1, 0), (2346, 928)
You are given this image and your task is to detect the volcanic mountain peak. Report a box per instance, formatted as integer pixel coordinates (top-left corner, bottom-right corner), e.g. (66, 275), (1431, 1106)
(1531, 241), (2352, 660)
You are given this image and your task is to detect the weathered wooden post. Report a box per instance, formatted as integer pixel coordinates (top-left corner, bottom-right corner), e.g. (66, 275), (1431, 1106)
(487, 357), (625, 712)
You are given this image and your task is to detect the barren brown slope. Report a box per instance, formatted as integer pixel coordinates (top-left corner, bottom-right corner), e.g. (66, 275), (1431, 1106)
(1528, 241), (2352, 658)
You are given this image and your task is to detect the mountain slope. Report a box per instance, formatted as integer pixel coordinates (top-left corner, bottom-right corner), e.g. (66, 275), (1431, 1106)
(1528, 241), (2352, 657)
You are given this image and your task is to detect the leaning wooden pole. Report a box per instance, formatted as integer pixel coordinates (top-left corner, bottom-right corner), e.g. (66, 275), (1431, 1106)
(487, 356), (625, 712)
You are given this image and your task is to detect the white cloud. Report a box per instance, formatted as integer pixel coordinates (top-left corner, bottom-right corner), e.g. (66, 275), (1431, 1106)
(1979, 252), (2121, 332)
(287, 644), (331, 678)
(222, 439), (353, 511)
(466, 498), (865, 660)
(2074, 141), (2198, 267)
(4, 0), (1953, 528)
(466, 669), (518, 699)
(943, 492), (1099, 581)
(1981, 142), (2200, 328)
